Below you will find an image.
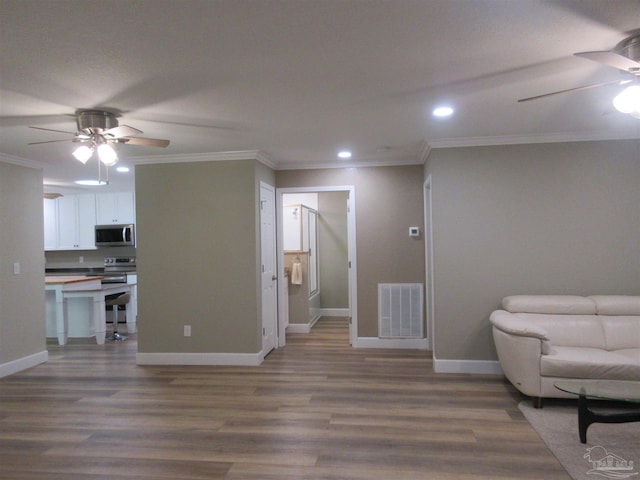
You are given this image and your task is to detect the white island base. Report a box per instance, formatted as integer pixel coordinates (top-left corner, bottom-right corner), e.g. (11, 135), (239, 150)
(45, 276), (136, 345)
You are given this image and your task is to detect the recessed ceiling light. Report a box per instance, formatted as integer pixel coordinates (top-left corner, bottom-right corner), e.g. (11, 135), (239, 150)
(338, 150), (352, 159)
(74, 179), (108, 186)
(433, 106), (454, 117)
(116, 166), (130, 173)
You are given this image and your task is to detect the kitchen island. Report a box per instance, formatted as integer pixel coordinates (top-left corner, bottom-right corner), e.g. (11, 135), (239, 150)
(45, 276), (136, 345)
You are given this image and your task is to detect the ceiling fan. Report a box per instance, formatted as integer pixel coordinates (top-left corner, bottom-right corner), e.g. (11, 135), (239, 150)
(30, 109), (170, 147)
(518, 33), (640, 118)
(29, 109), (170, 184)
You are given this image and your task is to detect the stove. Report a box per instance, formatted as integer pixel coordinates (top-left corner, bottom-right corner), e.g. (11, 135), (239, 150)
(103, 256), (136, 284)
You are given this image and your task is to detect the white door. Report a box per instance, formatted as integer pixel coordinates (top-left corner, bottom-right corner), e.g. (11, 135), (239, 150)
(260, 182), (278, 357)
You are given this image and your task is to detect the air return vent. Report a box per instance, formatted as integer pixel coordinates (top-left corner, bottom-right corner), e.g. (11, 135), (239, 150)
(378, 284), (423, 338)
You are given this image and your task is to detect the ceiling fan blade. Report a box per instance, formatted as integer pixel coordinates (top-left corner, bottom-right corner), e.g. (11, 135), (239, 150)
(28, 138), (76, 145)
(122, 136), (170, 148)
(105, 124), (143, 138)
(575, 51), (640, 73)
(518, 79), (630, 103)
(29, 126), (77, 135)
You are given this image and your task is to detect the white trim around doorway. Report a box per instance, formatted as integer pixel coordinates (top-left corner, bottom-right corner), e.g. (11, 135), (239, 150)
(276, 185), (357, 347)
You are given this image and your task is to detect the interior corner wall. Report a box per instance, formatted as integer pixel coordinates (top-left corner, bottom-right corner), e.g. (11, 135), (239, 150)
(0, 161), (46, 371)
(276, 165), (425, 337)
(425, 139), (640, 362)
(135, 159), (271, 356)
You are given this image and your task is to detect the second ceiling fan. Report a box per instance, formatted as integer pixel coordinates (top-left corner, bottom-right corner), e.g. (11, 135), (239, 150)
(518, 33), (640, 118)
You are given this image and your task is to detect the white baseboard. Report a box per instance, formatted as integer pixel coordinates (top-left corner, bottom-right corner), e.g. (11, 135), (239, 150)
(317, 308), (350, 317)
(433, 358), (503, 375)
(286, 314), (321, 334)
(0, 350), (48, 378)
(286, 323), (311, 333)
(354, 337), (430, 350)
(136, 352), (262, 366)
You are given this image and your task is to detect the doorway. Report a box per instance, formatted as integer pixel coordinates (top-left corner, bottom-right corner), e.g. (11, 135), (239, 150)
(276, 186), (357, 347)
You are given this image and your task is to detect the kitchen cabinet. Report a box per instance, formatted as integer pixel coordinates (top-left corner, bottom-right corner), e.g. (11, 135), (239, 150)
(43, 198), (58, 250)
(45, 194), (97, 250)
(96, 192), (135, 224)
(58, 194), (97, 249)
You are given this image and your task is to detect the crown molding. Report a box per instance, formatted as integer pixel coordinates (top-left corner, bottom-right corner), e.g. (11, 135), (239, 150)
(0, 153), (43, 170)
(274, 157), (425, 171)
(130, 149), (425, 171)
(131, 150), (264, 165)
(418, 141), (432, 163)
(426, 129), (640, 149)
(130, 149), (278, 169)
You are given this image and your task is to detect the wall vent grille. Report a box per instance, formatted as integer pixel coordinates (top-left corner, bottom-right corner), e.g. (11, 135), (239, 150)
(378, 283), (423, 338)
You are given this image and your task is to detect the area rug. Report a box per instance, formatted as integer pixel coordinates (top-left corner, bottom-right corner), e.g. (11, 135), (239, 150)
(519, 400), (640, 480)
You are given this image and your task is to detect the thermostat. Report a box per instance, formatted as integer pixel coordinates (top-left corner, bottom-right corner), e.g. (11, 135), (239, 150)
(409, 226), (420, 237)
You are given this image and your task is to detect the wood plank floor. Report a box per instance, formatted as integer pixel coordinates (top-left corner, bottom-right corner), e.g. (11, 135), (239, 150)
(0, 317), (571, 479)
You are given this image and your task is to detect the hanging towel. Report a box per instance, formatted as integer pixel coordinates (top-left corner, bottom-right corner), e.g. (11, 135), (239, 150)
(291, 261), (303, 285)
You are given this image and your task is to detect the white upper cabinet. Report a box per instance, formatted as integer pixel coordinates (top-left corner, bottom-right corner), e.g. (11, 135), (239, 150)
(43, 198), (58, 250)
(96, 192), (135, 224)
(46, 194), (97, 250)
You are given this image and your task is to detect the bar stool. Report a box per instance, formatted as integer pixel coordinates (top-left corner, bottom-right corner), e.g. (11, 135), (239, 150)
(105, 293), (130, 341)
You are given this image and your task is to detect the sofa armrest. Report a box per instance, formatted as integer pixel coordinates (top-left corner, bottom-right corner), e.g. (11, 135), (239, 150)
(490, 310), (554, 355)
(490, 310), (549, 340)
(492, 327), (545, 398)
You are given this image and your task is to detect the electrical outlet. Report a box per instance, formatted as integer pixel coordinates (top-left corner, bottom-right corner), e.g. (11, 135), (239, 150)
(79, 256), (84, 263)
(13, 262), (20, 275)
(184, 325), (191, 337)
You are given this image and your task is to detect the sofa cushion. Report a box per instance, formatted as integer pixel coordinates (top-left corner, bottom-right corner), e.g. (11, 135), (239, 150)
(589, 295), (640, 315)
(541, 346), (640, 380)
(514, 313), (606, 349)
(600, 316), (640, 350)
(503, 295), (596, 315)
(615, 349), (640, 364)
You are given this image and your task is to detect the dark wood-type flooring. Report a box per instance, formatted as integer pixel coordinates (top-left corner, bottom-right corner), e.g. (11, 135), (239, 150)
(0, 317), (571, 479)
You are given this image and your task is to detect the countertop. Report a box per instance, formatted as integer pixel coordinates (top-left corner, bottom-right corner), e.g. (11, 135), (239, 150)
(45, 276), (104, 285)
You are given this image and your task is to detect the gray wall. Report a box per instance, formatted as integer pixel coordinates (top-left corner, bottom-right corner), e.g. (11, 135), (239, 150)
(135, 159), (275, 354)
(425, 139), (640, 361)
(277, 165), (425, 337)
(317, 191), (349, 309)
(0, 161), (46, 366)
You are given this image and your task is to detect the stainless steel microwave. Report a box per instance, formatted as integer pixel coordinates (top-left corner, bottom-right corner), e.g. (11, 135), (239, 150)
(95, 224), (135, 247)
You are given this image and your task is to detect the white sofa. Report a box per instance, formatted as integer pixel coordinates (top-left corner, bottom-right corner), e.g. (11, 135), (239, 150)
(490, 295), (640, 407)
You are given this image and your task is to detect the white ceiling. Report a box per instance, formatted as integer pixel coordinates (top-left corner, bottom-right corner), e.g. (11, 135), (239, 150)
(1, 0), (639, 192)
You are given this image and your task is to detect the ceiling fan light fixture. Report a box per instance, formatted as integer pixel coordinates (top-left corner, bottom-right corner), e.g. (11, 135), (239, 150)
(75, 179), (108, 186)
(432, 106), (454, 118)
(613, 85), (640, 116)
(97, 143), (118, 166)
(72, 145), (93, 163)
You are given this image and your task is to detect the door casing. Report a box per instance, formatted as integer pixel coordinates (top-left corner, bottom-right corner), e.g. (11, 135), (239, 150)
(260, 182), (278, 357)
(276, 185), (357, 346)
